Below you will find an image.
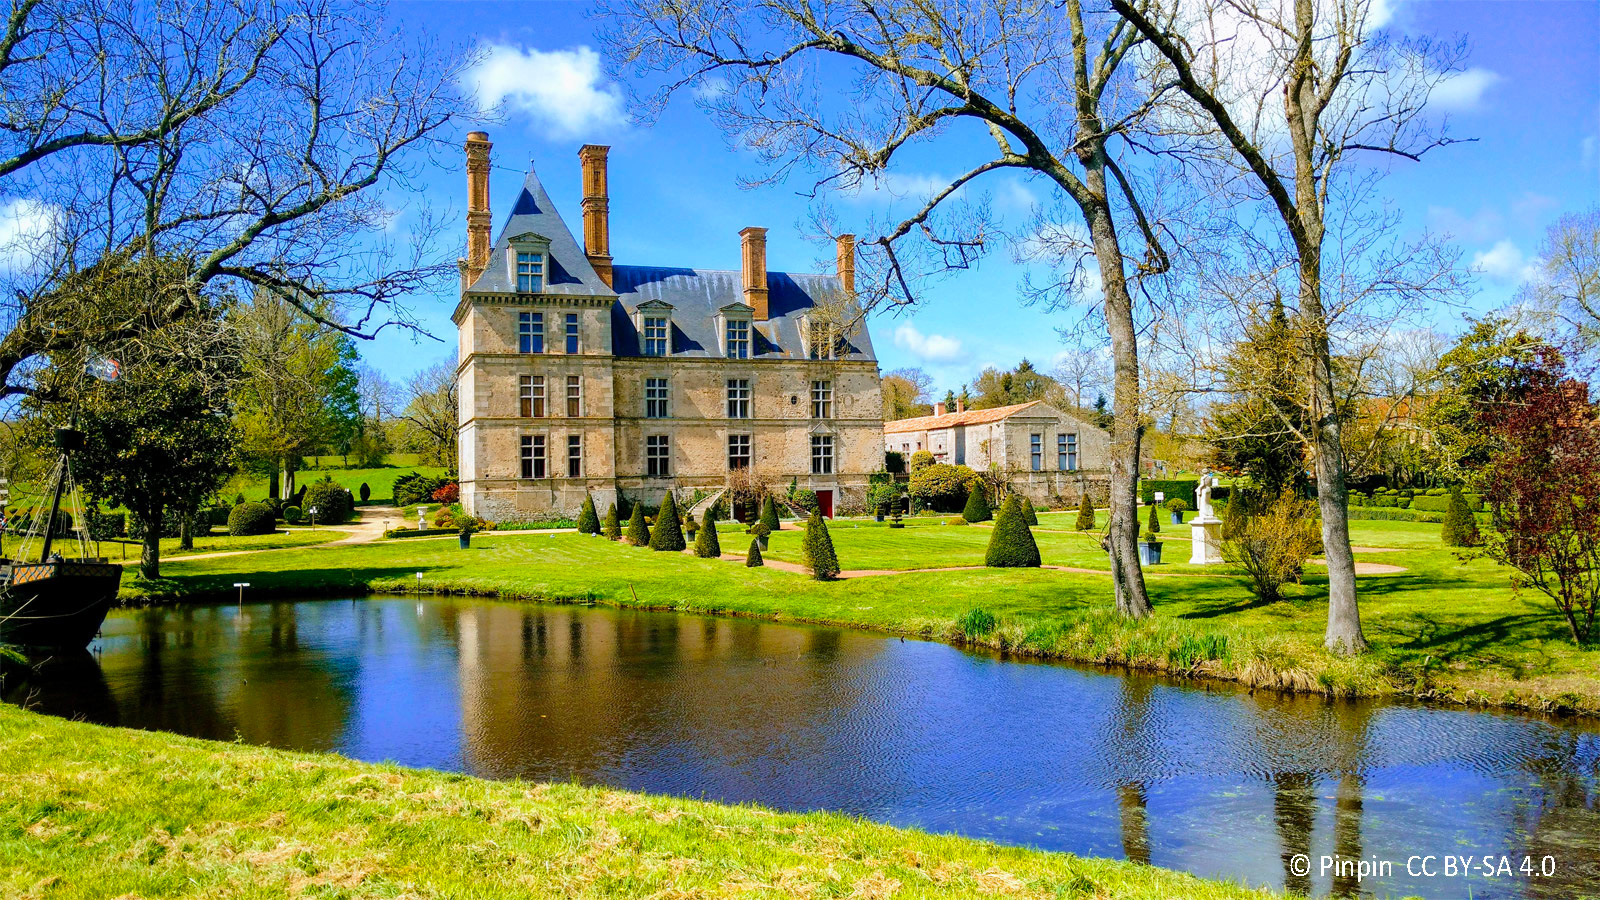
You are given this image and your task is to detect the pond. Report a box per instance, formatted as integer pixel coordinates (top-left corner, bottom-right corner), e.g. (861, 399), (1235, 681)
(6, 596), (1599, 898)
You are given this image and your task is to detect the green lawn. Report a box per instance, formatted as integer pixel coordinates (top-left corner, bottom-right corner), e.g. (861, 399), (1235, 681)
(224, 464), (446, 505)
(0, 706), (1276, 900)
(120, 517), (1600, 715)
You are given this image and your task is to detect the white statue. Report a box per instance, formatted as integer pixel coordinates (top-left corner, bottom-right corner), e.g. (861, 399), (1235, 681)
(418, 506), (428, 530)
(1195, 472), (1217, 521)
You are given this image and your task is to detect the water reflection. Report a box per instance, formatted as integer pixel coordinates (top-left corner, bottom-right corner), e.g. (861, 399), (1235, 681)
(5, 596), (1599, 899)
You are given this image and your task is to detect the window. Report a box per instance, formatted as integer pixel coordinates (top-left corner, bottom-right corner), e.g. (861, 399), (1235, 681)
(567, 435), (582, 478)
(516, 252), (545, 292)
(566, 375), (581, 417)
(645, 377), (669, 418)
(727, 433), (751, 470)
(646, 434), (670, 476)
(726, 379), (750, 419)
(643, 316), (669, 356)
(520, 435), (545, 479)
(811, 380), (833, 418)
(725, 319), (750, 359)
(811, 434), (833, 475)
(1030, 434), (1042, 472)
(518, 312), (543, 354)
(1059, 433), (1078, 471)
(565, 313), (579, 353)
(518, 375), (545, 417)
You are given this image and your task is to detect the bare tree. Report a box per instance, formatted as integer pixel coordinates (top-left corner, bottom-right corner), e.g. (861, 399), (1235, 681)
(1517, 207), (1600, 361)
(1113, 0), (1469, 652)
(1053, 347), (1110, 412)
(600, 0), (1184, 618)
(399, 359), (458, 472)
(0, 0), (465, 404)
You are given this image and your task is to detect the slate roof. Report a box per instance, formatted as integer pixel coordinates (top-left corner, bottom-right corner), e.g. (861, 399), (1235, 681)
(467, 165), (874, 361)
(883, 400), (1062, 434)
(609, 266), (875, 361)
(465, 168), (615, 297)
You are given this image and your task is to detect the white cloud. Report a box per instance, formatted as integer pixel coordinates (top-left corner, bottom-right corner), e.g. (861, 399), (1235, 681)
(463, 44), (624, 137)
(1430, 67), (1502, 112)
(1472, 239), (1538, 285)
(893, 323), (968, 364)
(0, 198), (60, 273)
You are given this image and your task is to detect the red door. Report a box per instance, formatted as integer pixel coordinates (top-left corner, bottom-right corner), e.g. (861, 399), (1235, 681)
(817, 490), (833, 518)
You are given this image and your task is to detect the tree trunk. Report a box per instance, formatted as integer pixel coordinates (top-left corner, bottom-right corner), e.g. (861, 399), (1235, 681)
(179, 512), (193, 551)
(140, 511), (161, 579)
(268, 461), (281, 500)
(1085, 194), (1153, 619)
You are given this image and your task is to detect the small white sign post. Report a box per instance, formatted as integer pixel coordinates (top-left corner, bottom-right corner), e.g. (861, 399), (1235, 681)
(233, 582), (250, 609)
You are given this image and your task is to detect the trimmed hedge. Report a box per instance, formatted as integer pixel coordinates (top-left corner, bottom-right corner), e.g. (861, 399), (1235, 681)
(985, 495), (1041, 568)
(383, 527), (459, 539)
(227, 502), (276, 536)
(1140, 479), (1198, 506)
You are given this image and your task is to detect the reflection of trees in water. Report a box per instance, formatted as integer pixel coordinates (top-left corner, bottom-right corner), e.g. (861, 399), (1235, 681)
(1107, 678), (1155, 865)
(1517, 733), (1600, 898)
(1117, 782), (1150, 865)
(1274, 771), (1316, 895)
(225, 601), (353, 752)
(1, 650), (119, 724)
(1332, 772), (1365, 898)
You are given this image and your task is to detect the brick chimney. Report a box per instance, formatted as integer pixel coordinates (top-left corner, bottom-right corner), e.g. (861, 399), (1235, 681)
(934, 401), (947, 416)
(956, 398), (966, 413)
(836, 233), (855, 297)
(462, 132), (493, 290)
(578, 144), (613, 287)
(740, 226), (769, 319)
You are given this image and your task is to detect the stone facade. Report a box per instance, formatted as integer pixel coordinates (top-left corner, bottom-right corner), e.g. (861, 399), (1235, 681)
(454, 136), (883, 521)
(884, 401), (1111, 506)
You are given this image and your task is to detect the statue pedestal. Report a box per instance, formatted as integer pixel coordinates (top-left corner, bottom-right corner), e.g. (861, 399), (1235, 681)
(1189, 517), (1224, 565)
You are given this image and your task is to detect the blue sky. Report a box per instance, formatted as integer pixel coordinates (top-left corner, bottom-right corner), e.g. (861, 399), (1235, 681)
(368, 0), (1600, 396)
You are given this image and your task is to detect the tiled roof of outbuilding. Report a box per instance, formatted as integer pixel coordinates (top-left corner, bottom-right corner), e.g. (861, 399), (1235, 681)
(883, 401), (1056, 434)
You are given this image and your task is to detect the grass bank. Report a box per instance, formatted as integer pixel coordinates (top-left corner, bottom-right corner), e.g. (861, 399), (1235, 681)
(0, 705), (1276, 899)
(119, 517), (1600, 716)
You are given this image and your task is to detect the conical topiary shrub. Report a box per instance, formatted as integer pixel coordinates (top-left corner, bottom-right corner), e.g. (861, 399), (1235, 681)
(577, 493), (601, 535)
(359, 482), (371, 503)
(1146, 502), (1160, 534)
(986, 495), (1041, 568)
(746, 538), (764, 567)
(625, 501), (650, 546)
(602, 503), (620, 540)
(1441, 485), (1480, 547)
(694, 508), (721, 558)
(962, 486), (992, 523)
(1075, 493), (1096, 531)
(760, 494), (781, 532)
(1022, 500), (1038, 526)
(649, 492), (686, 551)
(801, 511), (840, 580)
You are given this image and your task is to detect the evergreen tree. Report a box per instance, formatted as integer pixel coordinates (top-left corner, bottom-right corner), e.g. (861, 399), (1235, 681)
(694, 508), (722, 558)
(577, 493), (601, 535)
(760, 494), (781, 532)
(1022, 500), (1038, 526)
(802, 511), (840, 580)
(986, 495), (1041, 567)
(1441, 486), (1480, 547)
(1075, 493), (1096, 531)
(649, 492), (686, 551)
(746, 538), (764, 567)
(962, 485), (992, 523)
(602, 503), (620, 540)
(626, 501), (650, 546)
(1146, 502), (1160, 534)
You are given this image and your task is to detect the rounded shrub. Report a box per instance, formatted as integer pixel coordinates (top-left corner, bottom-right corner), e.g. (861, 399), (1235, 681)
(282, 505), (303, 525)
(910, 462), (980, 512)
(986, 495), (1041, 568)
(602, 503), (621, 540)
(359, 482), (371, 503)
(228, 501), (276, 536)
(577, 494), (601, 535)
(791, 488), (819, 515)
(801, 511), (840, 580)
(962, 486), (992, 523)
(649, 492), (685, 551)
(908, 449), (935, 475)
(694, 509), (721, 558)
(746, 538), (764, 567)
(303, 482), (354, 525)
(943, 516), (968, 526)
(1164, 498), (1190, 513)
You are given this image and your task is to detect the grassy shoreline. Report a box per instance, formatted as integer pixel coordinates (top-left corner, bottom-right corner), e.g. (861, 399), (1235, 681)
(116, 523), (1600, 718)
(0, 705), (1281, 899)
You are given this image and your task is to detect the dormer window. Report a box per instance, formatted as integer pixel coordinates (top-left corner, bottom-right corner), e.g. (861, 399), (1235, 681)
(643, 316), (669, 356)
(515, 251), (545, 292)
(726, 319), (750, 359)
